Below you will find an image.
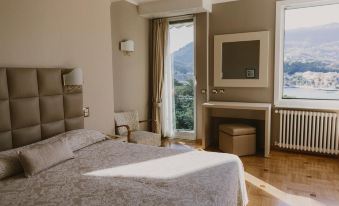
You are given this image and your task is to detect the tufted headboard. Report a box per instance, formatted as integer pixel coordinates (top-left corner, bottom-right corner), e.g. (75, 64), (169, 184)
(0, 68), (84, 152)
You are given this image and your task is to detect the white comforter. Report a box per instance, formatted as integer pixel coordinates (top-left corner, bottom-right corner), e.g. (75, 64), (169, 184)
(0, 140), (248, 206)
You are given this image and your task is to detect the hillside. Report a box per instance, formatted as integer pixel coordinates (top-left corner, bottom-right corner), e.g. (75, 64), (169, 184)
(284, 23), (339, 90)
(285, 23), (339, 70)
(172, 42), (194, 82)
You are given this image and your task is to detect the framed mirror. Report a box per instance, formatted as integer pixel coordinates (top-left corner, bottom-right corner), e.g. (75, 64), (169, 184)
(214, 31), (269, 87)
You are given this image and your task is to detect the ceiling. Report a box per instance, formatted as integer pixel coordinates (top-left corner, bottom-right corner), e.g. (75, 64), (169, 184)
(111, 0), (237, 6)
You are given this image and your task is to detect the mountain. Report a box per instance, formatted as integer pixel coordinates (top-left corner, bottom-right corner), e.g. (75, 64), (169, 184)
(284, 23), (339, 69)
(172, 42), (194, 82)
(285, 23), (339, 46)
(284, 23), (339, 89)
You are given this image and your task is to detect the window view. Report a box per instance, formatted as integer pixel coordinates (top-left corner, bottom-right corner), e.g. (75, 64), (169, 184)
(283, 3), (339, 100)
(169, 20), (195, 133)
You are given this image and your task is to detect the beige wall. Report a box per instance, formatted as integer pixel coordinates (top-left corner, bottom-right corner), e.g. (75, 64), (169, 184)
(111, 1), (150, 127)
(206, 0), (277, 146)
(209, 0), (276, 103)
(0, 0), (115, 134)
(196, 13), (209, 140)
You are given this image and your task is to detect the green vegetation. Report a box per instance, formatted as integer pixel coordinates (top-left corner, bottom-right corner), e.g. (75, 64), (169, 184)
(174, 79), (194, 130)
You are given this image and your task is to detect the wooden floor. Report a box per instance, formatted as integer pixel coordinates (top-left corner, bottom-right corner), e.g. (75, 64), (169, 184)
(162, 138), (339, 206)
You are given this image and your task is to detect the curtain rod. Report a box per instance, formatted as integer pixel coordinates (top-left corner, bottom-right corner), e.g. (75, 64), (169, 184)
(167, 14), (194, 22)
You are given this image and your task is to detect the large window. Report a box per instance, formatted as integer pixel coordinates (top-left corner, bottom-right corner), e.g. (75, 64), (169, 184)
(275, 0), (339, 109)
(162, 18), (196, 140)
(169, 20), (195, 134)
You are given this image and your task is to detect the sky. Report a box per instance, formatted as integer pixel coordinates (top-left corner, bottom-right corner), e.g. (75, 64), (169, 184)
(169, 24), (193, 54)
(285, 3), (339, 30)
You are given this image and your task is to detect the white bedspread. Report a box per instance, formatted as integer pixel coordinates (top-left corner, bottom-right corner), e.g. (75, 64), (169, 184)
(0, 140), (248, 206)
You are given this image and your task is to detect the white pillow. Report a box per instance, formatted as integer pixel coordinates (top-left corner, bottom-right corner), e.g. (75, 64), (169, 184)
(0, 129), (106, 179)
(18, 139), (74, 177)
(64, 129), (107, 151)
(0, 134), (64, 180)
(0, 151), (22, 180)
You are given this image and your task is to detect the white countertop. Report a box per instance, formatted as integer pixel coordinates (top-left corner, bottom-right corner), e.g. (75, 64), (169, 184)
(202, 101), (271, 110)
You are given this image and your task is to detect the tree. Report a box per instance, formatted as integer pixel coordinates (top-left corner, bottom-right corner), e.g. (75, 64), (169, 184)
(174, 78), (194, 130)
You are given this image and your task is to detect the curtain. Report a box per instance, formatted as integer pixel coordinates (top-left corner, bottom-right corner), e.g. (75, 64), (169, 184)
(151, 18), (168, 134)
(161, 29), (175, 138)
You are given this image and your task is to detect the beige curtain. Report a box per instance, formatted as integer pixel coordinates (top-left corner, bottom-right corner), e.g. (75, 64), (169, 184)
(151, 18), (168, 134)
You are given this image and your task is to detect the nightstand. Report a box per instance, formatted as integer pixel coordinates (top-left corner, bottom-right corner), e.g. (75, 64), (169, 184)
(106, 134), (128, 143)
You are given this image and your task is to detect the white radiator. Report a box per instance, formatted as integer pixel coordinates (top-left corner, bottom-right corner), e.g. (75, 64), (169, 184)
(275, 110), (339, 155)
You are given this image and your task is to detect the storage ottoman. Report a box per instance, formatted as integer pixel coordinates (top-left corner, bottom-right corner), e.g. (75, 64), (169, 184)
(219, 123), (256, 156)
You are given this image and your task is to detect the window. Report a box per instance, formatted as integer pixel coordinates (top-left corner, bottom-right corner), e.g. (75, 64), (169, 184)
(170, 20), (195, 135)
(275, 0), (339, 109)
(162, 18), (196, 140)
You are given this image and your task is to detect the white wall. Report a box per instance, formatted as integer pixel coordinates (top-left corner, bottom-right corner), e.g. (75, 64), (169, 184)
(0, 0), (115, 134)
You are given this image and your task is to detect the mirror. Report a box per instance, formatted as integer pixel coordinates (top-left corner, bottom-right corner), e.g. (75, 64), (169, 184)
(222, 40), (260, 79)
(214, 31), (269, 88)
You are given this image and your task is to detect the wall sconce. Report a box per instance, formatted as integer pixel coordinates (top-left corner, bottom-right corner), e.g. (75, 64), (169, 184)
(63, 67), (83, 92)
(120, 40), (135, 55)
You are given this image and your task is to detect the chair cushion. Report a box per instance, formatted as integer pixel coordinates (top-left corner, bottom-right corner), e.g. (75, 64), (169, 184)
(219, 124), (256, 136)
(114, 111), (140, 135)
(130, 131), (161, 147)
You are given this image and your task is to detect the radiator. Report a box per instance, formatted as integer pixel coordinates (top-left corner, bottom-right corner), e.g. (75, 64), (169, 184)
(275, 109), (339, 155)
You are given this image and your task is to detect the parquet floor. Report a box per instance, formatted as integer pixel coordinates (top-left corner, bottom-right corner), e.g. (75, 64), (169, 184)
(162, 138), (339, 206)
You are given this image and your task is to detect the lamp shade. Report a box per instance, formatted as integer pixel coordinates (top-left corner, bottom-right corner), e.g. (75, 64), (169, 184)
(63, 68), (83, 86)
(120, 40), (135, 52)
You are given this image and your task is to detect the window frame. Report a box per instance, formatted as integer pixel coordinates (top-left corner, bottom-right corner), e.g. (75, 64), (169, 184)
(167, 16), (197, 137)
(274, 0), (339, 110)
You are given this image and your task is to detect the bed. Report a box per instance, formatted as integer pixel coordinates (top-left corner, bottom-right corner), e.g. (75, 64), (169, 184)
(0, 68), (248, 206)
(0, 130), (248, 206)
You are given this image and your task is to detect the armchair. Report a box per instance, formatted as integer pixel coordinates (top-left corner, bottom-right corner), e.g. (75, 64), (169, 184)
(114, 111), (161, 147)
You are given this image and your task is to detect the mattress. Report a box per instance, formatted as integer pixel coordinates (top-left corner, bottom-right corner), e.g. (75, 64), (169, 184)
(0, 140), (248, 206)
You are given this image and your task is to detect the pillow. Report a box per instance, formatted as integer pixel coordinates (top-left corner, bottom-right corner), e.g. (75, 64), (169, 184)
(18, 139), (74, 177)
(0, 129), (105, 179)
(0, 134), (64, 180)
(64, 129), (107, 151)
(0, 151), (22, 180)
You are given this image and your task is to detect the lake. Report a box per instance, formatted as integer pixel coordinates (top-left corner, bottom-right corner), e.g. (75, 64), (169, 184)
(283, 87), (339, 100)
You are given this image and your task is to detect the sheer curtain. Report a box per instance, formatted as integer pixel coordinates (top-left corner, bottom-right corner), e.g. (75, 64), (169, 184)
(151, 18), (168, 134)
(161, 25), (175, 138)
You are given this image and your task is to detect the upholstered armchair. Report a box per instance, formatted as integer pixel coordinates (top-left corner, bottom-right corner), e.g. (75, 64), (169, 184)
(114, 111), (161, 147)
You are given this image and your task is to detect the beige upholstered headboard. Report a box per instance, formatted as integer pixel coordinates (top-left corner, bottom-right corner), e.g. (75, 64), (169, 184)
(0, 68), (84, 152)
